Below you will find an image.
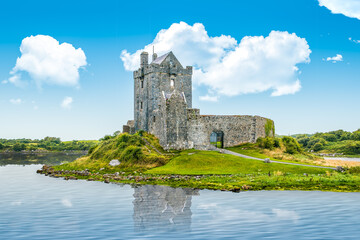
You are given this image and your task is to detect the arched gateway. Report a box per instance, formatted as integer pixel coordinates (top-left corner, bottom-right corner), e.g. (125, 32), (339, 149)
(210, 131), (224, 148)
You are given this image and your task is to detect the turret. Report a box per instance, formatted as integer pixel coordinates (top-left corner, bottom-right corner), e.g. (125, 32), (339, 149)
(140, 52), (148, 68)
(152, 53), (158, 61)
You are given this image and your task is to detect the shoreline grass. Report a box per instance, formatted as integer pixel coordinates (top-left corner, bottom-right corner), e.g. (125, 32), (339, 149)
(45, 133), (360, 192)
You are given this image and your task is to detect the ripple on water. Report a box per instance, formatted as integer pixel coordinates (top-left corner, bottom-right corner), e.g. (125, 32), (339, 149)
(1, 165), (360, 239)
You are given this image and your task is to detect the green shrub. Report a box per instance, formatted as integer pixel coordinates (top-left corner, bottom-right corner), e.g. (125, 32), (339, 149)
(263, 137), (275, 149)
(282, 136), (302, 154)
(120, 145), (144, 162)
(313, 142), (323, 152)
(138, 129), (145, 137)
(257, 137), (282, 150)
(274, 138), (282, 148)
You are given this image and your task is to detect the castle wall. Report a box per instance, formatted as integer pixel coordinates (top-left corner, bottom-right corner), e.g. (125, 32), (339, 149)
(187, 111), (273, 149)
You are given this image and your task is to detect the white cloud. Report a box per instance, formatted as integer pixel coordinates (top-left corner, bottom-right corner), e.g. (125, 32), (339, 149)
(8, 74), (27, 88)
(10, 98), (22, 105)
(1, 80), (8, 84)
(319, 0), (360, 20)
(61, 198), (72, 207)
(61, 96), (73, 109)
(349, 37), (360, 44)
(9, 35), (87, 88)
(326, 54), (343, 63)
(199, 95), (219, 102)
(121, 22), (310, 97)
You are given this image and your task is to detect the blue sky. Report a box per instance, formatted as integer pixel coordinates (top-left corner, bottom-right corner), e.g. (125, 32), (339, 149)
(0, 0), (360, 140)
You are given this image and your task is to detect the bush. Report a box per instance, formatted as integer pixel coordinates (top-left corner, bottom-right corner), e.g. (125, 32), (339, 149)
(137, 129), (145, 137)
(282, 136), (302, 154)
(257, 137), (283, 150)
(313, 142), (323, 152)
(274, 138), (282, 148)
(263, 137), (275, 149)
(120, 145), (144, 162)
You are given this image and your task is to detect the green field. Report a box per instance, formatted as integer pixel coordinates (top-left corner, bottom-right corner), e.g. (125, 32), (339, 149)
(146, 150), (327, 175)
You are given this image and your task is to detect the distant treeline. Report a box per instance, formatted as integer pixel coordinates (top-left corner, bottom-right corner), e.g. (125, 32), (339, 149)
(292, 129), (360, 155)
(0, 137), (99, 152)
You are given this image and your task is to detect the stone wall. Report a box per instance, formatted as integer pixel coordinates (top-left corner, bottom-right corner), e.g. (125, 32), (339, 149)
(187, 109), (273, 149)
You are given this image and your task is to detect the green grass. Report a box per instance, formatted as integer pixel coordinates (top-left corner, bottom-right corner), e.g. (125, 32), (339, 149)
(227, 146), (270, 159)
(48, 134), (360, 192)
(54, 132), (169, 174)
(146, 150), (328, 175)
(226, 143), (324, 166)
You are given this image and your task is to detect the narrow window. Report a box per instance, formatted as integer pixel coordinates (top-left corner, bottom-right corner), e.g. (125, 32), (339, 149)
(141, 80), (144, 88)
(140, 102), (143, 110)
(153, 116), (156, 122)
(170, 79), (175, 88)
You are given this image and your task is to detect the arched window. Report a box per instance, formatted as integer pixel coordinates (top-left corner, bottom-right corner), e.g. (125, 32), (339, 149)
(170, 79), (175, 88)
(141, 80), (144, 88)
(140, 102), (143, 110)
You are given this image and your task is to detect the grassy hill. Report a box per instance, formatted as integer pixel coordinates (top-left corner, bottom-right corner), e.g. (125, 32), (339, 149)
(55, 132), (169, 173)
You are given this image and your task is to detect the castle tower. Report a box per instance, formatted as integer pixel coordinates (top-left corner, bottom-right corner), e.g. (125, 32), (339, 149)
(133, 51), (193, 133)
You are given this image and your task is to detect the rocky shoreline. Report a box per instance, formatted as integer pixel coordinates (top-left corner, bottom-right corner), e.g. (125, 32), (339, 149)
(36, 165), (252, 191)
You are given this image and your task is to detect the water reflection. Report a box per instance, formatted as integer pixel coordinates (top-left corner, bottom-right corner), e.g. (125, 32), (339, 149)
(0, 152), (85, 166)
(133, 185), (199, 231)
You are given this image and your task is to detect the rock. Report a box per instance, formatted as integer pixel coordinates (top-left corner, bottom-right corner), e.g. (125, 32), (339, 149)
(99, 168), (105, 171)
(303, 173), (308, 177)
(114, 172), (120, 176)
(264, 158), (271, 163)
(109, 159), (121, 167)
(336, 166), (345, 172)
(242, 185), (252, 190)
(104, 178), (110, 183)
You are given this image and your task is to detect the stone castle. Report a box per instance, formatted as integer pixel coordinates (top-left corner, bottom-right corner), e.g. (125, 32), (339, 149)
(123, 51), (274, 150)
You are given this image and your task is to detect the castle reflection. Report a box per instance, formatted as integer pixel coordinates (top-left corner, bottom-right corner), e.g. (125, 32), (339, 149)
(133, 185), (199, 231)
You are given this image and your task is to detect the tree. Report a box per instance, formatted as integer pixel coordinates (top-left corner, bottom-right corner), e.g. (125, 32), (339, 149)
(313, 142), (323, 152)
(13, 143), (26, 152)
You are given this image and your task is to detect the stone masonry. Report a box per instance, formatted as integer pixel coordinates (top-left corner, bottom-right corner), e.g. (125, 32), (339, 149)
(123, 51), (274, 150)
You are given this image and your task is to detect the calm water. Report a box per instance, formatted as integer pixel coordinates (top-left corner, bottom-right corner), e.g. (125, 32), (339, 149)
(324, 157), (360, 162)
(1, 155), (360, 239)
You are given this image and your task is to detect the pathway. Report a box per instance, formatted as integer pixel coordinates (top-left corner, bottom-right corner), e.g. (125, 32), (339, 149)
(219, 148), (336, 170)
